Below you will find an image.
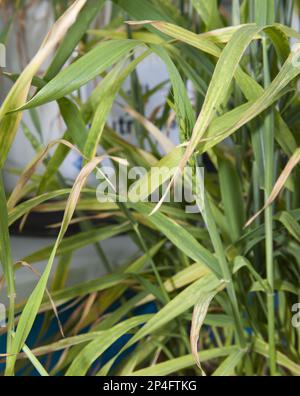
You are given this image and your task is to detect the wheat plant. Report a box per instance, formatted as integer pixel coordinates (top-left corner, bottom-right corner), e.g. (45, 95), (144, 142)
(0, 0), (300, 376)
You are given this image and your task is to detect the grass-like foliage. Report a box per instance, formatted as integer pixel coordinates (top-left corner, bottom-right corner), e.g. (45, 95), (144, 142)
(0, 0), (300, 376)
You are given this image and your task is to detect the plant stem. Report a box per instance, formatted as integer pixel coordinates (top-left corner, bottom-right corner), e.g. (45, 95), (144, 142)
(117, 202), (170, 304)
(285, 0), (294, 26)
(232, 0), (241, 25)
(201, 191), (246, 349)
(262, 35), (276, 375)
(0, 174), (16, 376)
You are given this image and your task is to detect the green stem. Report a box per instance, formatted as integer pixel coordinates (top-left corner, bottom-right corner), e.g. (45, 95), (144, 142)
(117, 202), (170, 304)
(262, 35), (276, 375)
(0, 174), (16, 376)
(232, 0), (241, 25)
(285, 0), (294, 26)
(126, 20), (154, 151)
(202, 193), (246, 349)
